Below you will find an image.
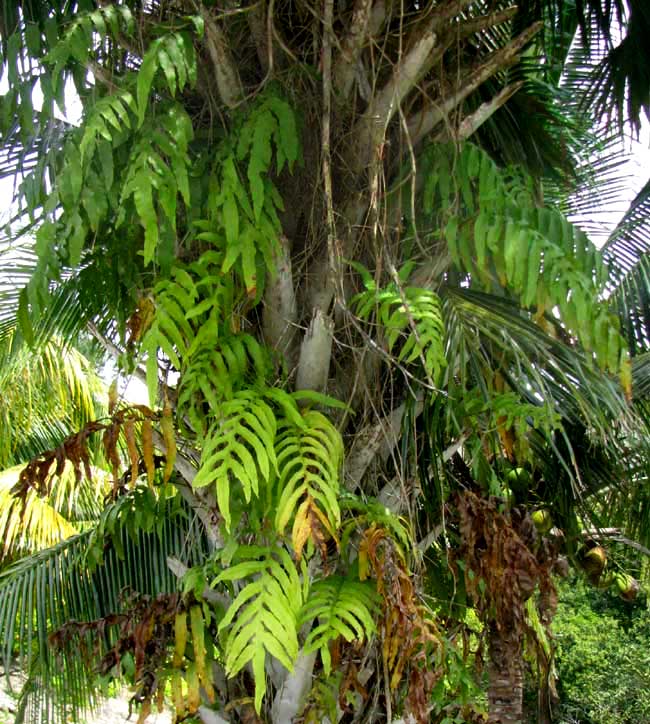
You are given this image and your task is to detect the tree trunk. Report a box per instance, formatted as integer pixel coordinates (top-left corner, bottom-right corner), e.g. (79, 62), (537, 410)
(487, 622), (524, 724)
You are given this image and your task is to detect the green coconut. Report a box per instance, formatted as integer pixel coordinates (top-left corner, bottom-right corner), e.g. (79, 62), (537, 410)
(531, 508), (553, 534)
(615, 573), (639, 601)
(506, 467), (532, 494)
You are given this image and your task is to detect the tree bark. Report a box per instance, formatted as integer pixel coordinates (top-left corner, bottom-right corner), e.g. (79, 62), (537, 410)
(487, 622), (524, 724)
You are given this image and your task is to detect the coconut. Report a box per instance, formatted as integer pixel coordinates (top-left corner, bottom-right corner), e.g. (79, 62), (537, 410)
(581, 545), (607, 577)
(506, 467), (531, 494)
(531, 508), (553, 534)
(615, 573), (639, 601)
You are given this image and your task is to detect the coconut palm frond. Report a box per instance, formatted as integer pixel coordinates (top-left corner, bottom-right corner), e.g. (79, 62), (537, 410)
(581, 0), (650, 133)
(444, 288), (629, 433)
(0, 463), (109, 564)
(0, 327), (106, 469)
(603, 177), (650, 271)
(0, 494), (209, 724)
(0, 469), (79, 563)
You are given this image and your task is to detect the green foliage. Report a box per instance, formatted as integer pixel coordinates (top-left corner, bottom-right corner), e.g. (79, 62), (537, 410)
(299, 576), (378, 675)
(136, 31), (198, 125)
(352, 263), (447, 383)
(0, 496), (207, 723)
(213, 545), (307, 712)
(550, 578), (650, 724)
(413, 143), (629, 384)
(0, 333), (104, 469)
(1, 2), (647, 723)
(202, 91), (299, 297)
(179, 333), (271, 433)
(193, 390), (278, 530)
(275, 410), (343, 543)
(46, 5), (135, 90)
(120, 104), (193, 266)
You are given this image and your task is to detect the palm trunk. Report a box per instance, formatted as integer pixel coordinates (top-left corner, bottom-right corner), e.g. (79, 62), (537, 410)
(487, 621), (524, 724)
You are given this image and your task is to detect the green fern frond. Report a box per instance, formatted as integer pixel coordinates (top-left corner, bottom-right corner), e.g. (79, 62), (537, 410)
(197, 91), (300, 296)
(79, 90), (137, 165)
(299, 576), (378, 675)
(419, 142), (628, 382)
(214, 545), (306, 712)
(46, 5), (135, 91)
(141, 250), (239, 405)
(179, 334), (272, 433)
(274, 410), (343, 545)
(137, 31), (198, 126)
(193, 391), (277, 530)
(120, 103), (193, 266)
(353, 271), (446, 382)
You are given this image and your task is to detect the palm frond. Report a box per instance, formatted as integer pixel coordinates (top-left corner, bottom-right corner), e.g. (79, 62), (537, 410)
(444, 288), (630, 428)
(0, 463), (108, 564)
(603, 177), (650, 271)
(0, 334), (106, 468)
(0, 495), (208, 724)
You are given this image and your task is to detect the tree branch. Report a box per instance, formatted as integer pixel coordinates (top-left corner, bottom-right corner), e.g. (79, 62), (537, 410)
(263, 235), (297, 362)
(583, 528), (650, 556)
(248, 1), (271, 74)
(351, 24), (440, 173)
(201, 7), (244, 108)
(295, 308), (334, 395)
(332, 0), (374, 99)
(454, 6), (518, 39)
(344, 396), (424, 491)
(270, 651), (317, 724)
(348, 0), (483, 173)
(406, 21), (543, 146)
(452, 81), (525, 140)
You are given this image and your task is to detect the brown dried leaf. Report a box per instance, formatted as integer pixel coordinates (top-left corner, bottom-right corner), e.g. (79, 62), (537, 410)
(124, 419), (139, 487)
(108, 378), (119, 415)
(142, 418), (155, 486)
(186, 662), (200, 713)
(161, 398), (176, 483)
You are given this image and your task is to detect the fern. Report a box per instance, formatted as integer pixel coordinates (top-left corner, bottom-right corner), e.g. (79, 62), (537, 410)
(417, 142), (629, 384)
(299, 576), (378, 675)
(193, 391), (278, 530)
(236, 92), (300, 217)
(46, 5), (135, 91)
(178, 334), (271, 434)
(79, 90), (137, 165)
(196, 92), (300, 296)
(120, 103), (193, 266)
(214, 545), (306, 712)
(137, 31), (198, 126)
(140, 250), (240, 404)
(352, 266), (446, 382)
(274, 410), (343, 556)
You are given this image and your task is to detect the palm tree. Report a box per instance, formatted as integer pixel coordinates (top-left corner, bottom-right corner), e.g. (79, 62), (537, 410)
(0, 1), (647, 723)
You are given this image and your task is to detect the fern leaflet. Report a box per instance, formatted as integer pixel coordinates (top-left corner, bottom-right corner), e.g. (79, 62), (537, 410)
(178, 334), (271, 434)
(353, 269), (446, 382)
(275, 410), (343, 554)
(214, 546), (306, 712)
(193, 391), (277, 530)
(299, 576), (378, 675)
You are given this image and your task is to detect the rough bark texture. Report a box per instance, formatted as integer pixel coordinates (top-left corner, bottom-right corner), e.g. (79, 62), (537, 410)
(487, 622), (524, 724)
